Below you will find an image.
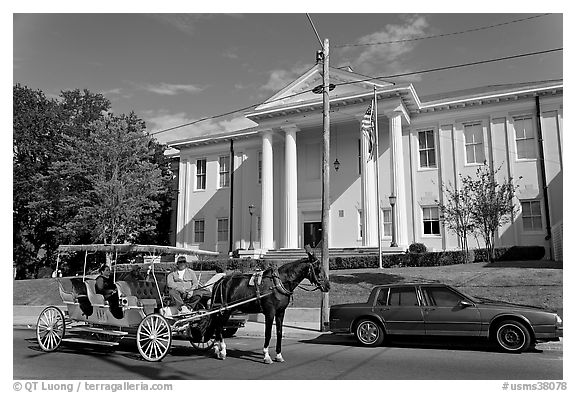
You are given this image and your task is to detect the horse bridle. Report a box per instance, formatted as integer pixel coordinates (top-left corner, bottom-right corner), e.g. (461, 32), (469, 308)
(304, 259), (327, 291)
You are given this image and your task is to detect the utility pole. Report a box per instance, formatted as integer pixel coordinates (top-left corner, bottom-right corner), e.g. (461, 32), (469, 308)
(320, 37), (330, 332)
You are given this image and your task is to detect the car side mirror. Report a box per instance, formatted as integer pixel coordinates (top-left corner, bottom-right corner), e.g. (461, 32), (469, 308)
(459, 300), (473, 308)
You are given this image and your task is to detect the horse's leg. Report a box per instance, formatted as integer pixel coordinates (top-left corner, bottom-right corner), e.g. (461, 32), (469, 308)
(274, 308), (286, 362)
(213, 316), (227, 360)
(262, 312), (274, 364)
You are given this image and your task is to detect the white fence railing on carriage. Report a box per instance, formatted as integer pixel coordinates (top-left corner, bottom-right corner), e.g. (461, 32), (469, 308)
(551, 221), (563, 261)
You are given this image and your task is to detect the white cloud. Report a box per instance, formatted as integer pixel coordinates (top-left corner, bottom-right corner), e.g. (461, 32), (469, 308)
(338, 15), (429, 81)
(260, 63), (313, 92)
(143, 110), (257, 144)
(139, 82), (205, 96)
(150, 14), (214, 36)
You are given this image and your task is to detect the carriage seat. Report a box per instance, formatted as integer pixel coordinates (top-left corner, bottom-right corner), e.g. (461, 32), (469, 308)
(116, 280), (160, 309)
(57, 281), (76, 303)
(84, 280), (106, 306)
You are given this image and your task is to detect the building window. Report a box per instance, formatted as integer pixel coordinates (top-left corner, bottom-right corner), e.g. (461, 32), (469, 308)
(381, 208), (392, 237)
(422, 206), (440, 235)
(418, 130), (436, 168)
(258, 151), (262, 184)
(464, 123), (485, 164)
(521, 200), (543, 231)
(514, 117), (537, 160)
(219, 156), (230, 188)
(196, 159), (206, 190)
(193, 220), (205, 243)
(217, 218), (229, 242)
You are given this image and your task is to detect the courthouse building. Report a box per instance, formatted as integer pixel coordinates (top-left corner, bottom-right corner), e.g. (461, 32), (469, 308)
(169, 64), (563, 260)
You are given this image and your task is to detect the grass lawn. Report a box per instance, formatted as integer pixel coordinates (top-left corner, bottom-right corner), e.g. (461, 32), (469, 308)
(13, 260), (562, 312)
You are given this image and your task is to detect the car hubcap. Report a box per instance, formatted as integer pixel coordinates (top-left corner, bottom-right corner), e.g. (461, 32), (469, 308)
(498, 324), (524, 350)
(358, 322), (378, 344)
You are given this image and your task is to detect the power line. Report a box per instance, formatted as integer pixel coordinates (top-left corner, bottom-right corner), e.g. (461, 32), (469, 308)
(334, 14), (552, 48)
(333, 48), (563, 88)
(149, 47), (562, 138)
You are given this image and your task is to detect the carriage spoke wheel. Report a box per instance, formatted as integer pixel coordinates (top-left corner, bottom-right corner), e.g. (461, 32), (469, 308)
(36, 306), (66, 352)
(137, 314), (172, 362)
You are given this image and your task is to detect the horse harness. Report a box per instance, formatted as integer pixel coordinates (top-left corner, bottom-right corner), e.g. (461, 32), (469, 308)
(213, 260), (322, 313)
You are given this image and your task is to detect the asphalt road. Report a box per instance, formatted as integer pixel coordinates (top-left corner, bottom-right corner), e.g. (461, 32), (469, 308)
(14, 328), (562, 380)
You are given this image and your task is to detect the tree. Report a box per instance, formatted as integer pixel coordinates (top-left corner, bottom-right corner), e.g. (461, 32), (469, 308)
(14, 85), (173, 276)
(440, 164), (520, 263)
(56, 114), (170, 247)
(437, 179), (475, 259)
(13, 84), (62, 277)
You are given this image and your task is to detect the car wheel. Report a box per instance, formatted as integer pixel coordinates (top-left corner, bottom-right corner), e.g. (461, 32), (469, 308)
(355, 319), (384, 347)
(494, 320), (532, 353)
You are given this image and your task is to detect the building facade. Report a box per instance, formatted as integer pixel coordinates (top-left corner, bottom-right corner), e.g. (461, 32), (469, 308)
(170, 65), (563, 260)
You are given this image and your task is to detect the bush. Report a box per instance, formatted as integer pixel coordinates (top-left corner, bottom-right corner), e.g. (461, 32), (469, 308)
(408, 242), (427, 253)
(473, 246), (545, 262)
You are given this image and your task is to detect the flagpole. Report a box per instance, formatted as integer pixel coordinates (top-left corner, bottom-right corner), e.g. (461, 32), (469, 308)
(373, 86), (383, 269)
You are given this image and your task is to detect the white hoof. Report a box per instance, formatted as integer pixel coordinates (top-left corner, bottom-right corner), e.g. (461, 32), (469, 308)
(263, 355), (273, 364)
(275, 354), (285, 363)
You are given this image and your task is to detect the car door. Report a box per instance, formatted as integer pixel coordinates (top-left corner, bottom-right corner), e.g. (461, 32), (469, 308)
(420, 286), (482, 337)
(374, 286), (425, 335)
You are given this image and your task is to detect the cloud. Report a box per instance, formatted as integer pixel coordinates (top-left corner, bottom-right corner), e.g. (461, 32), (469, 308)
(338, 15), (429, 81)
(143, 110), (257, 144)
(151, 14), (214, 35)
(139, 82), (205, 96)
(222, 47), (240, 60)
(260, 63), (313, 92)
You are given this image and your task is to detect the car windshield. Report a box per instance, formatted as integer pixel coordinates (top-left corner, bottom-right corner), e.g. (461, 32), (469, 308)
(454, 287), (482, 303)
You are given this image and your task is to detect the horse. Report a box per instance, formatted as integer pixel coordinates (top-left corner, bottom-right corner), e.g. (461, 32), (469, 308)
(207, 246), (330, 364)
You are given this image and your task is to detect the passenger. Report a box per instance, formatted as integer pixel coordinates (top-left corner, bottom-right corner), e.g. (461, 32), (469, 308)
(95, 264), (123, 319)
(167, 256), (199, 314)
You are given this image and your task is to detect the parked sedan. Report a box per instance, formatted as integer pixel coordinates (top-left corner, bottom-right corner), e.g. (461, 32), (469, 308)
(329, 283), (562, 352)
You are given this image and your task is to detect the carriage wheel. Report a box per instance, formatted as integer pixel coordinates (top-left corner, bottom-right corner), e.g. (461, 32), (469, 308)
(136, 314), (172, 362)
(36, 306), (66, 352)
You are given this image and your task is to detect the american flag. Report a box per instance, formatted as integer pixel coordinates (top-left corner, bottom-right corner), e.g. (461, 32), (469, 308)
(360, 101), (375, 160)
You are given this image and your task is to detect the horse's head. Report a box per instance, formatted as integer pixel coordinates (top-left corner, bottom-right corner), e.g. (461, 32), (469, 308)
(304, 245), (330, 293)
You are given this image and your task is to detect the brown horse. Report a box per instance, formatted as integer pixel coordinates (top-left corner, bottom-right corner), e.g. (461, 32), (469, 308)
(207, 247), (330, 363)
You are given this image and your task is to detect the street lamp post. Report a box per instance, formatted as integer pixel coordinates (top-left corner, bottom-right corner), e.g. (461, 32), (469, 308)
(389, 195), (398, 247)
(248, 204), (255, 250)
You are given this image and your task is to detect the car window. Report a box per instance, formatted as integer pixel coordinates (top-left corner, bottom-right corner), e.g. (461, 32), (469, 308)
(388, 287), (419, 306)
(376, 288), (388, 305)
(424, 287), (464, 307)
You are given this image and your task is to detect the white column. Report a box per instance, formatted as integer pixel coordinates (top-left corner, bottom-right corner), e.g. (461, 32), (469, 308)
(260, 130), (274, 250)
(389, 112), (409, 247)
(176, 158), (188, 248)
(282, 125), (298, 249)
(360, 119), (378, 246)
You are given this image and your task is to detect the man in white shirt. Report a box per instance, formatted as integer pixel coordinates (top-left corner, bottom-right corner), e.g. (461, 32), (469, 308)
(167, 256), (199, 314)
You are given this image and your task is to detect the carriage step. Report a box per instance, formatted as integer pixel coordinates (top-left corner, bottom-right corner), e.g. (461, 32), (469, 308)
(62, 338), (119, 347)
(71, 326), (128, 336)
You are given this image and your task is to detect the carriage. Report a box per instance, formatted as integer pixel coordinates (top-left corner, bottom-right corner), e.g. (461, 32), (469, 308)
(35, 244), (247, 362)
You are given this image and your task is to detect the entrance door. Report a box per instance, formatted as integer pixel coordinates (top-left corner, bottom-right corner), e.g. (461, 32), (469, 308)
(303, 222), (322, 248)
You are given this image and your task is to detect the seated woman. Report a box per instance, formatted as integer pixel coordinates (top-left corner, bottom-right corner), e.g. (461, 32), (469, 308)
(95, 264), (123, 319)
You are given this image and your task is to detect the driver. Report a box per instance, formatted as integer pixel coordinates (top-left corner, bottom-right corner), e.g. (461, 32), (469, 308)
(167, 256), (199, 314)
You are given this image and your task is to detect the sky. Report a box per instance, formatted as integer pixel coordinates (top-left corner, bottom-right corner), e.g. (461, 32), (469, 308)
(13, 12), (563, 145)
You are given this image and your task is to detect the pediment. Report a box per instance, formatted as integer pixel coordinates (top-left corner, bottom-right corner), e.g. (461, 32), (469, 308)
(253, 64), (394, 113)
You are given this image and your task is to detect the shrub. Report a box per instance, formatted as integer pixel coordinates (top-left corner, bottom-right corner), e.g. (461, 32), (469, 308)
(408, 242), (427, 253)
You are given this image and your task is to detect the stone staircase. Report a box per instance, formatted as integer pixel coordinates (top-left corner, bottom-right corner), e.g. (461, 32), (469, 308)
(261, 247), (405, 262)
